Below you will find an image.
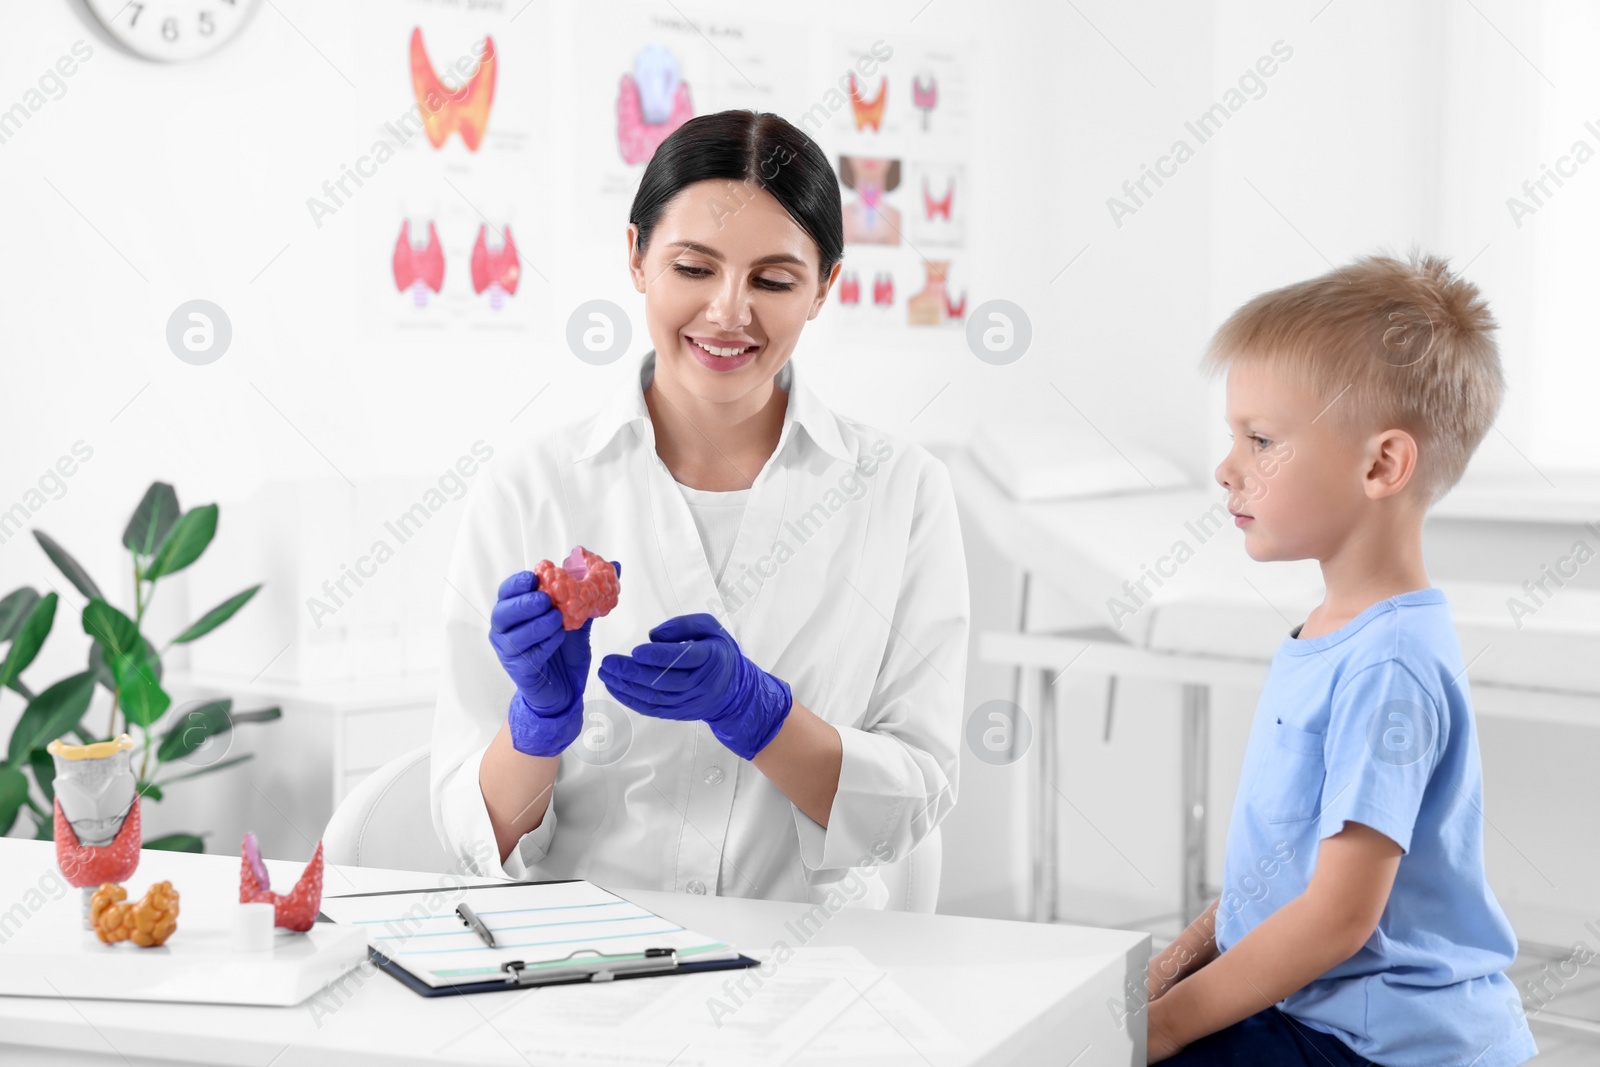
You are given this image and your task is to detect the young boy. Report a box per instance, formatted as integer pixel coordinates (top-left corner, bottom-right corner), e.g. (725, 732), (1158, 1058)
(1145, 253), (1538, 1066)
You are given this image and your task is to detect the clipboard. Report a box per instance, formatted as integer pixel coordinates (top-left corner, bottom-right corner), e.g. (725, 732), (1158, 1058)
(316, 878), (760, 998)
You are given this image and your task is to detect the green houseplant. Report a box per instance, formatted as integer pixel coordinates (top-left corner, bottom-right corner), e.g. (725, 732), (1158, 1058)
(0, 481), (280, 850)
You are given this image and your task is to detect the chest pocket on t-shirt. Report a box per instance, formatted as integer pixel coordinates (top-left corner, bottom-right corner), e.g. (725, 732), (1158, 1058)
(1253, 719), (1327, 823)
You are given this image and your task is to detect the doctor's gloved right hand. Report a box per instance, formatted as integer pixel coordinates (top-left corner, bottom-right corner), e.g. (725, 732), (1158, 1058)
(488, 562), (621, 757)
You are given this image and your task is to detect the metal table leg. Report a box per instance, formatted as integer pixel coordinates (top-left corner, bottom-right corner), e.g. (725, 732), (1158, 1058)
(1180, 683), (1211, 924)
(1013, 570), (1060, 925)
(1032, 665), (1059, 924)
(1011, 570), (1032, 711)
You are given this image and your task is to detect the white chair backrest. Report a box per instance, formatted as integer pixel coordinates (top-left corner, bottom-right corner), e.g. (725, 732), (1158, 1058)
(326, 743), (942, 912)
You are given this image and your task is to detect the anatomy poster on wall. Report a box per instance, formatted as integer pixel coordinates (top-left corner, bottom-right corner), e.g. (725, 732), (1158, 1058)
(573, 3), (810, 203)
(352, 0), (547, 338)
(823, 35), (972, 331)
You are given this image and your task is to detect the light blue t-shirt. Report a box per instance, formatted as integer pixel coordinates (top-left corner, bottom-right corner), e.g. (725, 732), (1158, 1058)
(1214, 588), (1537, 1067)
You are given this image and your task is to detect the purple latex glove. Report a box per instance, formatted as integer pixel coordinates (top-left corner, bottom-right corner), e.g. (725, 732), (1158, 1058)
(597, 613), (792, 761)
(488, 561), (621, 756)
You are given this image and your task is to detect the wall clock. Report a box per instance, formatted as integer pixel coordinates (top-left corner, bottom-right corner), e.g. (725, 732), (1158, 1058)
(84, 0), (263, 63)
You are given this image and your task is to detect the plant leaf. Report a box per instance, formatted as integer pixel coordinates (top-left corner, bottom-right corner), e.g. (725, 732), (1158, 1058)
(88, 642), (120, 693)
(155, 752), (254, 787)
(0, 765), (27, 837)
(228, 706), (281, 725)
(0, 593), (57, 691)
(143, 832), (208, 853)
(157, 698), (233, 763)
(123, 482), (181, 557)
(87, 640), (113, 691)
(89, 633), (161, 693)
(7, 671), (95, 767)
(81, 599), (165, 712)
(111, 652), (170, 728)
(135, 780), (164, 802)
(32, 530), (103, 601)
(146, 505), (218, 580)
(170, 585), (261, 645)
(81, 598), (141, 661)
(0, 588), (41, 642)
(29, 747), (56, 804)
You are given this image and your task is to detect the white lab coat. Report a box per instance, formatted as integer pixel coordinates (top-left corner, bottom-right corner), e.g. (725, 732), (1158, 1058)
(430, 350), (970, 907)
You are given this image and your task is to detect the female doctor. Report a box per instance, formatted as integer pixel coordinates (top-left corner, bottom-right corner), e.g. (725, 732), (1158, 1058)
(431, 110), (970, 907)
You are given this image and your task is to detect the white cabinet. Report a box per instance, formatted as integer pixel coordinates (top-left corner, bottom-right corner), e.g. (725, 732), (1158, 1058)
(159, 671), (437, 863)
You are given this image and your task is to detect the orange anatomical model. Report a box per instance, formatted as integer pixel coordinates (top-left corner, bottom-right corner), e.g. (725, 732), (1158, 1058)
(90, 881), (179, 947)
(534, 547), (620, 630)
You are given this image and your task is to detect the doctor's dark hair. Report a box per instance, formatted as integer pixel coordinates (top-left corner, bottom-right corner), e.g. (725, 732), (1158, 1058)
(629, 110), (845, 278)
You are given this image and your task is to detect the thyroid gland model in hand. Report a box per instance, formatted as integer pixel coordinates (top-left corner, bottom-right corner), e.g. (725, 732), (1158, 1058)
(534, 547), (620, 630)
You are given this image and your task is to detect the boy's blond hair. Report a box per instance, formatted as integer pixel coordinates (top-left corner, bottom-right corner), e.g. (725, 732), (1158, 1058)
(1201, 251), (1503, 506)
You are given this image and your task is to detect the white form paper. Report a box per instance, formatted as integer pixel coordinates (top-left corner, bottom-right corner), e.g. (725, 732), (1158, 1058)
(318, 881), (739, 989)
(485, 968), (867, 1065)
(437, 947), (894, 1066)
(782, 948), (968, 1065)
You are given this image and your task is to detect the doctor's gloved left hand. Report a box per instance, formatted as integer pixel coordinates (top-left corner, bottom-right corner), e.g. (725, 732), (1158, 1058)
(598, 613), (793, 761)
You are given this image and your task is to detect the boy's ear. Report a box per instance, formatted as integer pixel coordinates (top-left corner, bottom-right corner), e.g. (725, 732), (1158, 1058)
(1363, 428), (1419, 500)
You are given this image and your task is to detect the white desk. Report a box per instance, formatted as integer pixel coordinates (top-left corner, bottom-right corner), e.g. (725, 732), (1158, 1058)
(0, 840), (1149, 1066)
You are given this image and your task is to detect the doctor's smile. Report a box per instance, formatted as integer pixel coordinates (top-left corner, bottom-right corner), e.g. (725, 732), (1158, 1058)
(642, 209), (825, 386)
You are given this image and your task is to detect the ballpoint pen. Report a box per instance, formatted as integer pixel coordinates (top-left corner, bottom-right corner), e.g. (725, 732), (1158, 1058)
(456, 902), (496, 948)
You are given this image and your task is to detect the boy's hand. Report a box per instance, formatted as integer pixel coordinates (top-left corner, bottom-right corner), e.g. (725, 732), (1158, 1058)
(1147, 897), (1221, 1002)
(1146, 951), (1179, 1002)
(1147, 1000), (1185, 1062)
(1145, 823), (1402, 1049)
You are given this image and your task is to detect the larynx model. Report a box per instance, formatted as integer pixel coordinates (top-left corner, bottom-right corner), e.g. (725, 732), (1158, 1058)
(50, 734), (142, 929)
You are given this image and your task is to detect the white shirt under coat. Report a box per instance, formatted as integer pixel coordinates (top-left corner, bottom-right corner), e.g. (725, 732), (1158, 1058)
(430, 349), (970, 907)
